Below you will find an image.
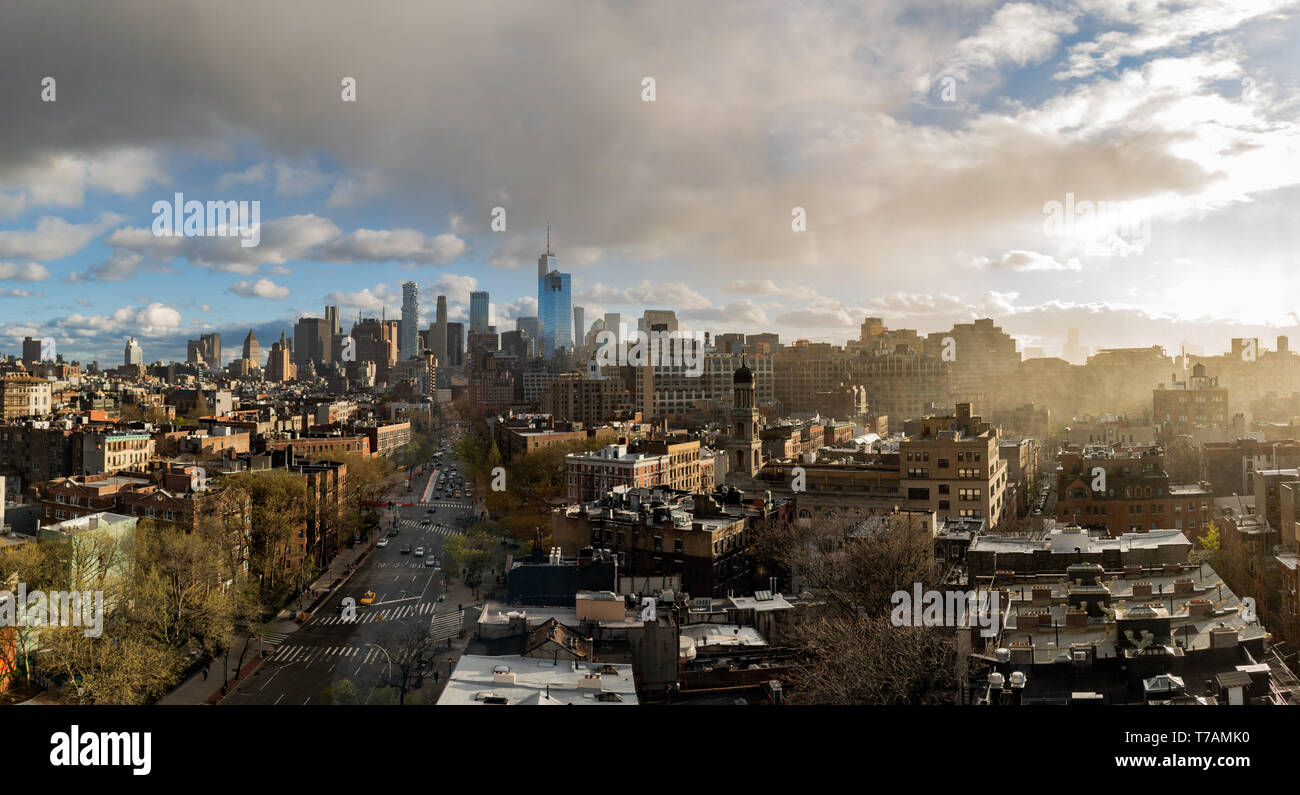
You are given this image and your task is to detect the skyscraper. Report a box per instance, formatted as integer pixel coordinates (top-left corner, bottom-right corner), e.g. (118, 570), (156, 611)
(603, 312), (623, 346)
(537, 232), (572, 359)
(266, 330), (297, 382)
(446, 322), (464, 366)
(516, 316), (541, 357)
(470, 291), (490, 334)
(537, 225), (557, 345)
(243, 329), (260, 366)
(433, 294), (448, 362)
(21, 337), (41, 365)
(187, 333), (221, 367)
(293, 316), (332, 366)
(400, 281), (420, 360)
(124, 337), (143, 366)
(325, 304), (340, 336)
(573, 306), (586, 346)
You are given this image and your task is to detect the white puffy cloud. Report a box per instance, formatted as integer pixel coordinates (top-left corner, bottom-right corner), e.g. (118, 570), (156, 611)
(229, 277), (290, 299)
(0, 261), (52, 282)
(0, 212), (125, 261)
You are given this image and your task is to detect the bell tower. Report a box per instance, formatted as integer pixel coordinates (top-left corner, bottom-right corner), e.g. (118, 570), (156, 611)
(725, 358), (762, 482)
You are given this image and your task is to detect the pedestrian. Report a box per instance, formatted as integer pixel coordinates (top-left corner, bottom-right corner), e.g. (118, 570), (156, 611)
(202, 666), (209, 681)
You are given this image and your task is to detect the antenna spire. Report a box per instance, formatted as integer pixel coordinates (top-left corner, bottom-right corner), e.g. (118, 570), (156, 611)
(546, 223), (551, 256)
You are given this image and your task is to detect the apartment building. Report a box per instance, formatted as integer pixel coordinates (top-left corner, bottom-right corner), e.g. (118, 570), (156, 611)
(551, 485), (792, 596)
(0, 374), (52, 420)
(1055, 444), (1214, 538)
(899, 403), (1008, 527)
(1153, 363), (1230, 437)
(82, 431), (155, 474)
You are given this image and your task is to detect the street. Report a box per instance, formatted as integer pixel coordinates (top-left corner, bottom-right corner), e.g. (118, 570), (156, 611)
(223, 423), (473, 704)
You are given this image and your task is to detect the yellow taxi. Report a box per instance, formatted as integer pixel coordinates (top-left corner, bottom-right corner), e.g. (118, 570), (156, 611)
(359, 590), (377, 606)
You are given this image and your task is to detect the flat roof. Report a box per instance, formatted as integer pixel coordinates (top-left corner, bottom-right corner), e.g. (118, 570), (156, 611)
(436, 655), (638, 705)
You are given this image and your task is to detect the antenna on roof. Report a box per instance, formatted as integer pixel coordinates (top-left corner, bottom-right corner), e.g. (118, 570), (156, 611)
(546, 223), (551, 256)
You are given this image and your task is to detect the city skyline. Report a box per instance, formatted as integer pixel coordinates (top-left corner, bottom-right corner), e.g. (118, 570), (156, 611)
(2, 2), (1299, 363)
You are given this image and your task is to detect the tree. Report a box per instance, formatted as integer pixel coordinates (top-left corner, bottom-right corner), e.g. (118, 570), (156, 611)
(128, 518), (234, 655)
(377, 620), (437, 704)
(748, 515), (960, 704)
(320, 679), (360, 704)
(442, 527), (501, 585)
(221, 470), (308, 607)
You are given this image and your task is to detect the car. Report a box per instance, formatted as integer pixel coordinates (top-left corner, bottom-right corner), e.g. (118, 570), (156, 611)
(359, 591), (376, 605)
(427, 507), (435, 515)
(387, 529), (399, 537)
(400, 545), (412, 555)
(377, 538), (389, 548)
(424, 556), (437, 567)
(414, 546), (425, 557)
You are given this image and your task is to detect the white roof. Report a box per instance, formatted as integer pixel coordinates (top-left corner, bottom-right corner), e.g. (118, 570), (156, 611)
(436, 655), (638, 705)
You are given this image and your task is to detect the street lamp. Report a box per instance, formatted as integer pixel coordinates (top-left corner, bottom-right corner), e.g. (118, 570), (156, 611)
(365, 643), (394, 682)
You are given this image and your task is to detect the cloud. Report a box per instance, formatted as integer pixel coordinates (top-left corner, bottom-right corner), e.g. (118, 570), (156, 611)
(578, 280), (713, 311)
(319, 228), (466, 265)
(973, 250), (1083, 272)
(323, 285), (396, 314)
(724, 278), (818, 299)
(0, 261), (52, 282)
(0, 288), (42, 297)
(0, 149), (168, 209)
(0, 212), (125, 260)
(229, 277), (290, 299)
(56, 301), (183, 338)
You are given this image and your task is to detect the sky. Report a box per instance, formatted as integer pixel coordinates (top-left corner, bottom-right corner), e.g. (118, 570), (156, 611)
(2, 0), (1299, 365)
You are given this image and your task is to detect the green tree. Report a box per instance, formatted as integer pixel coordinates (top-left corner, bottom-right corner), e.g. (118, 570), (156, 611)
(320, 679), (360, 704)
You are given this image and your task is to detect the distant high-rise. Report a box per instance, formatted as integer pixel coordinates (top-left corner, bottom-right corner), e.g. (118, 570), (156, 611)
(573, 306), (586, 346)
(603, 312), (622, 346)
(21, 336), (41, 365)
(446, 322), (465, 367)
(325, 304), (340, 336)
(514, 313), (540, 337)
(187, 332), (221, 367)
(266, 330), (296, 382)
(432, 294), (448, 362)
(470, 291), (490, 335)
(540, 271), (572, 359)
(352, 317), (398, 383)
(642, 309), (677, 333)
(400, 281), (420, 360)
(124, 337), (143, 366)
(242, 329), (260, 366)
(1062, 327), (1087, 365)
(537, 232), (572, 359)
(293, 316), (332, 366)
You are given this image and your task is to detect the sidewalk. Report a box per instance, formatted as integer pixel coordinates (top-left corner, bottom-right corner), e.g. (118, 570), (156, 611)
(418, 577), (480, 704)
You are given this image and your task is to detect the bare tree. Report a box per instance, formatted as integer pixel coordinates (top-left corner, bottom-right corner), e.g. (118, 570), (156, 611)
(749, 515), (960, 704)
